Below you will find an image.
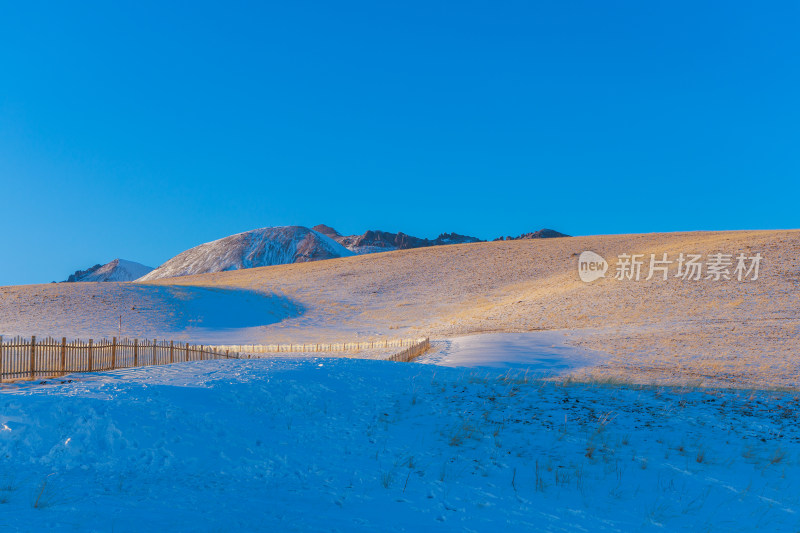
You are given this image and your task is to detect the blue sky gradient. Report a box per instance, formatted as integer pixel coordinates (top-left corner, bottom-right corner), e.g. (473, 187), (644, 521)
(1, 1), (798, 285)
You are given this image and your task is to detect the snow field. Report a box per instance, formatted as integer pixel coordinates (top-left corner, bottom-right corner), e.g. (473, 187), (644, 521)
(417, 332), (605, 372)
(0, 359), (798, 532)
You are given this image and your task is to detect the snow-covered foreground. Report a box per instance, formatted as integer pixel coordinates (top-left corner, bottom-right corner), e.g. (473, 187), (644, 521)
(1, 359), (799, 532)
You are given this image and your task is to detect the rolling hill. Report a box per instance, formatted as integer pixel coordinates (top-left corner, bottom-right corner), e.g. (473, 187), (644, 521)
(2, 229), (798, 387)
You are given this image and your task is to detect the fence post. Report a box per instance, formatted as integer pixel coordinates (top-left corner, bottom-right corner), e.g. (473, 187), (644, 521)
(0, 335), (3, 383)
(29, 335), (36, 380)
(87, 338), (93, 372)
(134, 338), (138, 367)
(152, 340), (157, 365)
(60, 337), (67, 375)
(111, 337), (117, 370)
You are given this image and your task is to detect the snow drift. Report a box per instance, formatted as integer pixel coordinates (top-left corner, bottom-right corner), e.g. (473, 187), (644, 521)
(138, 226), (353, 281)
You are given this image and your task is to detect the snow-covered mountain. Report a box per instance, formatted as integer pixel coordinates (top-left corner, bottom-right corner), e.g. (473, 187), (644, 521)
(65, 259), (154, 282)
(128, 224), (564, 283)
(138, 226), (353, 281)
(312, 225), (482, 254)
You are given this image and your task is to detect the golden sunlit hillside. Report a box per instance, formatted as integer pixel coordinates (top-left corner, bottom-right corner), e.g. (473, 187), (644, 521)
(2, 230), (798, 386)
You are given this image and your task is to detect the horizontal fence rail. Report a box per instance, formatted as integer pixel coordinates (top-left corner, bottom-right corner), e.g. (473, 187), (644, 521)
(215, 338), (427, 354)
(0, 336), (242, 383)
(0, 336), (432, 383)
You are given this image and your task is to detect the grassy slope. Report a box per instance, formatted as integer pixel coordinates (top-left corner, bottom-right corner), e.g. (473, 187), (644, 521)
(150, 229), (800, 387)
(1, 230), (798, 386)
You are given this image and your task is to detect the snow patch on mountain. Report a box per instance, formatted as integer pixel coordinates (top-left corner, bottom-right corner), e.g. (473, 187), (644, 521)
(65, 259), (154, 282)
(138, 226), (354, 281)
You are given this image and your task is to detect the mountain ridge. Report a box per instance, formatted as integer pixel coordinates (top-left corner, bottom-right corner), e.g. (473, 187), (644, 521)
(65, 225), (570, 283)
(313, 225), (483, 254)
(314, 224), (569, 254)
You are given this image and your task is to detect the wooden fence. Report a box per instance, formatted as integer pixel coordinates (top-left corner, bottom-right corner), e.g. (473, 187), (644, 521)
(0, 335), (432, 383)
(216, 338), (427, 354)
(0, 336), (241, 382)
(386, 337), (430, 362)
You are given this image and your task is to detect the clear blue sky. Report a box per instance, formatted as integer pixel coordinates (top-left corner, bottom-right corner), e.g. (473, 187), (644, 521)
(1, 1), (798, 285)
